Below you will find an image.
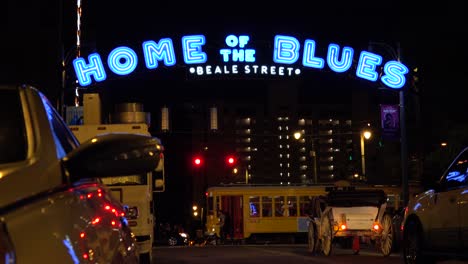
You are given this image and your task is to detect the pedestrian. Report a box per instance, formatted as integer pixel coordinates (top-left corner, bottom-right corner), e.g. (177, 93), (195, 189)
(218, 210), (226, 244)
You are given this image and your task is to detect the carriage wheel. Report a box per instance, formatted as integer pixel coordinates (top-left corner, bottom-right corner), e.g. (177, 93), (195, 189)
(321, 214), (333, 256)
(307, 221), (316, 254)
(380, 214), (394, 257)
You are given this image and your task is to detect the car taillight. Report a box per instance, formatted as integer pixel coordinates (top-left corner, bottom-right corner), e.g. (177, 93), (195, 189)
(0, 221), (15, 264)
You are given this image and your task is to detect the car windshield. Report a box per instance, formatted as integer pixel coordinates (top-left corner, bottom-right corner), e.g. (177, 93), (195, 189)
(0, 89), (27, 164)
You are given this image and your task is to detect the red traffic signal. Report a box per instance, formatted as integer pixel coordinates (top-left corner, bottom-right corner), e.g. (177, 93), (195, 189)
(193, 156), (203, 167)
(226, 155), (236, 166)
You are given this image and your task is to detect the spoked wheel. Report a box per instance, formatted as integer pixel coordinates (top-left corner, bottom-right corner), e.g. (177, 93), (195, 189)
(307, 221), (316, 254)
(380, 214), (394, 256)
(168, 236), (178, 246)
(321, 213), (333, 256)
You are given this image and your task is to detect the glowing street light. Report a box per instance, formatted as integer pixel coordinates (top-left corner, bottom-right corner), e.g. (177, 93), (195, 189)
(293, 132), (302, 140)
(293, 131), (317, 183)
(360, 129), (372, 179)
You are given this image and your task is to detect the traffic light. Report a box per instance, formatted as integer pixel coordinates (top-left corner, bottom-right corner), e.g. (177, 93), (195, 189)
(193, 156), (203, 167)
(225, 155), (236, 166)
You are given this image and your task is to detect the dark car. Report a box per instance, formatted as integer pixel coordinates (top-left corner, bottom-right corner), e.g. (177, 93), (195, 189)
(0, 84), (161, 263)
(155, 223), (190, 246)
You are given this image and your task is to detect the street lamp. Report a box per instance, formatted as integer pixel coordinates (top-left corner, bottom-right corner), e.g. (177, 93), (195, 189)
(293, 131), (318, 184)
(360, 130), (372, 180)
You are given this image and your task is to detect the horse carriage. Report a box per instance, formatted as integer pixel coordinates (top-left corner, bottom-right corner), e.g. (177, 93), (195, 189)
(307, 186), (394, 256)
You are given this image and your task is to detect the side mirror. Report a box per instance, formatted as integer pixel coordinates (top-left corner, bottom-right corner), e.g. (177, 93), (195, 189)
(63, 133), (162, 181)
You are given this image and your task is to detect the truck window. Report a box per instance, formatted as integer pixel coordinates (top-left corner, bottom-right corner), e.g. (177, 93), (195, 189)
(101, 173), (147, 186)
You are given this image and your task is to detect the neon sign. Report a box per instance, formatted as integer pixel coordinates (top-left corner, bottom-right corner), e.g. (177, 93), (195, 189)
(73, 34), (409, 89)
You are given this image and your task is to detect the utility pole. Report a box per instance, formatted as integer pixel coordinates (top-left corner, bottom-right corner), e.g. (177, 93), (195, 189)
(398, 43), (409, 206)
(369, 41), (409, 207)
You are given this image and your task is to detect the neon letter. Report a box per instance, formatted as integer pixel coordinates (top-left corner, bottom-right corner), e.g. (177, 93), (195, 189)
(381, 61), (409, 89)
(273, 35), (300, 64)
(219, 49), (232, 62)
(245, 49), (256, 62)
(182, 35), (207, 64)
(302, 39), (324, 69)
(142, 39), (176, 69)
(238, 35), (249, 48)
(73, 53), (106, 86)
(107, 46), (138, 76)
(356, 51), (382, 82)
(225, 35), (238, 47)
(232, 49), (245, 62)
(327, 44), (354, 73)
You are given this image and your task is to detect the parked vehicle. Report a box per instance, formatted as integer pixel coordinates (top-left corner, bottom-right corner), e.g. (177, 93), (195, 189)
(402, 146), (468, 264)
(69, 93), (166, 263)
(155, 223), (190, 246)
(307, 187), (394, 256)
(0, 84), (161, 263)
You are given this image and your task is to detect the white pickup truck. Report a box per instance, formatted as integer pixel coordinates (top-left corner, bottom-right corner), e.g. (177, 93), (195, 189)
(307, 187), (394, 256)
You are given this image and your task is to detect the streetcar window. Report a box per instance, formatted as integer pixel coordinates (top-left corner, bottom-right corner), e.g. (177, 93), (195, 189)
(261, 196), (272, 217)
(274, 196), (284, 217)
(287, 196), (297, 216)
(299, 196), (310, 216)
(249, 196), (260, 217)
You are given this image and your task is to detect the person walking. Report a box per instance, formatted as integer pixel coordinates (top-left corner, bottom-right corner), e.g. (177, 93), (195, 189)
(218, 210), (227, 244)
